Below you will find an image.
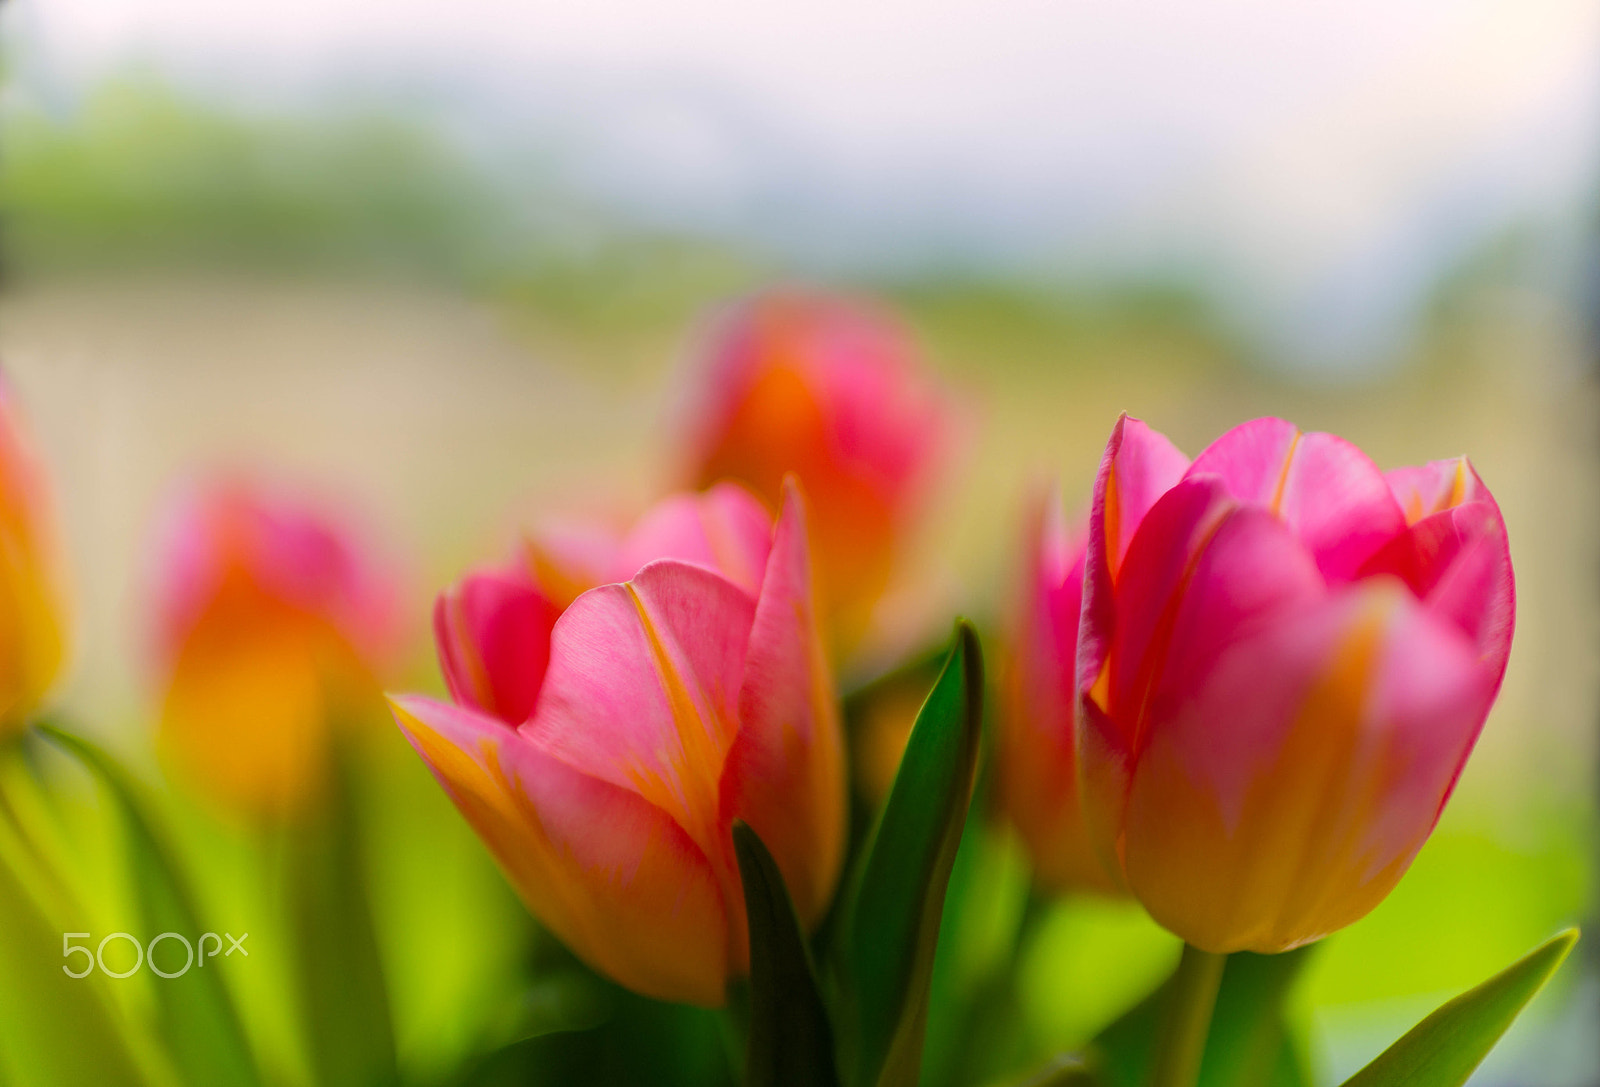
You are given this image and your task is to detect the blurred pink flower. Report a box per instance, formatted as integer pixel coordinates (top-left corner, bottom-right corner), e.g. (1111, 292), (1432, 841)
(684, 290), (953, 647)
(153, 477), (402, 816)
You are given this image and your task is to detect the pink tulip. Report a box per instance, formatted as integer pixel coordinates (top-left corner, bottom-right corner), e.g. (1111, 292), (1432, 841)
(995, 488), (1116, 893)
(392, 480), (845, 1006)
(684, 290), (952, 645)
(153, 478), (402, 816)
(1078, 416), (1513, 953)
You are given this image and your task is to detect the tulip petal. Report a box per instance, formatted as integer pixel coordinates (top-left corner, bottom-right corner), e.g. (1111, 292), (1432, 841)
(1119, 582), (1492, 953)
(1359, 501), (1514, 684)
(1363, 458), (1514, 683)
(1080, 479), (1326, 878)
(1097, 415), (1192, 580)
(522, 561), (755, 869)
(160, 601), (332, 816)
(1186, 419), (1406, 583)
(998, 489), (1108, 891)
(390, 694), (730, 1006)
(620, 482), (774, 596)
(1386, 457), (1494, 525)
(720, 479), (846, 938)
(433, 566), (558, 725)
(1079, 415), (1191, 758)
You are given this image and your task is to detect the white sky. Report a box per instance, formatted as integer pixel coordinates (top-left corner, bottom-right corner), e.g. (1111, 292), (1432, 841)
(13, 0), (1600, 365)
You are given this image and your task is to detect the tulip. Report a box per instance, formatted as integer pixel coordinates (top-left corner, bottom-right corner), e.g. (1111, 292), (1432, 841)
(0, 380), (69, 738)
(392, 480), (845, 1006)
(994, 487), (1117, 894)
(684, 290), (952, 646)
(153, 479), (401, 816)
(1077, 415), (1514, 954)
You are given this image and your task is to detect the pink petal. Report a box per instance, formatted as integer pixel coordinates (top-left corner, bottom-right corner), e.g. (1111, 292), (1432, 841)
(390, 694), (731, 1005)
(526, 519), (624, 610)
(1386, 457), (1496, 525)
(521, 560), (755, 870)
(1358, 499), (1514, 685)
(619, 482), (774, 595)
(1078, 415), (1190, 748)
(997, 488), (1109, 891)
(433, 564), (559, 725)
(154, 478), (401, 669)
(1119, 581), (1492, 953)
(1079, 479), (1326, 873)
(719, 479), (846, 936)
(1186, 419), (1406, 583)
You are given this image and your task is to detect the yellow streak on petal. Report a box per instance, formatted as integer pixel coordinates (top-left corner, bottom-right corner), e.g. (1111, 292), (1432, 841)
(622, 584), (733, 864)
(1125, 586), (1426, 953)
(396, 701), (729, 1006)
(1447, 456), (1469, 509)
(1103, 462), (1123, 582)
(1268, 429), (1304, 517)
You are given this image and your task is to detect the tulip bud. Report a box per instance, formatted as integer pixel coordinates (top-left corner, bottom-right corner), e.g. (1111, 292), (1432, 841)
(392, 479), (846, 1006)
(684, 290), (952, 647)
(0, 381), (68, 737)
(153, 479), (401, 817)
(994, 487), (1117, 894)
(1078, 416), (1513, 953)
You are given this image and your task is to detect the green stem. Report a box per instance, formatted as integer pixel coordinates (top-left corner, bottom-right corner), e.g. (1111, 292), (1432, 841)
(1148, 944), (1227, 1087)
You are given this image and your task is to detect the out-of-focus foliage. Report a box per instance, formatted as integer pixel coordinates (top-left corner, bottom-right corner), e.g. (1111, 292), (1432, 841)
(1, 80), (504, 277)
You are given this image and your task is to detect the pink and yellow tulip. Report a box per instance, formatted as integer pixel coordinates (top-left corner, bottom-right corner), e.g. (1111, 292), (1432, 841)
(1077, 415), (1514, 953)
(152, 479), (402, 816)
(684, 290), (952, 645)
(995, 488), (1116, 894)
(392, 480), (845, 1006)
(0, 380), (68, 737)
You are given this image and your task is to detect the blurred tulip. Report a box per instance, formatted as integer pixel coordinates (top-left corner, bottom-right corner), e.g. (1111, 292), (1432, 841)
(153, 479), (401, 817)
(994, 487), (1117, 894)
(1077, 415), (1514, 954)
(0, 381), (69, 738)
(393, 479), (845, 1006)
(684, 290), (952, 647)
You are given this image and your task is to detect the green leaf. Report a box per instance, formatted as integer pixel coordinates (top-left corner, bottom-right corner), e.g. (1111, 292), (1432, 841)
(1092, 946), (1314, 1087)
(0, 828), (155, 1086)
(39, 725), (262, 1087)
(733, 821), (840, 1087)
(1337, 927), (1578, 1087)
(282, 748), (398, 1087)
(833, 620), (984, 1087)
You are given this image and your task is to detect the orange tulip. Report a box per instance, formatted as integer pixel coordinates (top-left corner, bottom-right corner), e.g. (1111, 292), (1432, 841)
(152, 478), (401, 817)
(684, 290), (952, 647)
(0, 379), (68, 737)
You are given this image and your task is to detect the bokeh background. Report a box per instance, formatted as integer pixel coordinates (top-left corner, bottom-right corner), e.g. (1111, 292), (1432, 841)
(1, 1), (1597, 1084)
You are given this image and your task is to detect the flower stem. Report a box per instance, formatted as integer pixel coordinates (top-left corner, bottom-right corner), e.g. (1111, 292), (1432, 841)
(1148, 944), (1227, 1087)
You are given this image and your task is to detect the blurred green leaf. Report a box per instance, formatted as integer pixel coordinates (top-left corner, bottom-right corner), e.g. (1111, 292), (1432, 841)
(833, 620), (983, 1087)
(1337, 928), (1578, 1087)
(39, 725), (262, 1087)
(283, 752), (398, 1087)
(733, 821), (839, 1087)
(1092, 946), (1313, 1087)
(0, 795), (153, 1086)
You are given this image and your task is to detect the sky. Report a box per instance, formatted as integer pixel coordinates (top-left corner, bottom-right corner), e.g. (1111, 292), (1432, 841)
(11, 0), (1600, 368)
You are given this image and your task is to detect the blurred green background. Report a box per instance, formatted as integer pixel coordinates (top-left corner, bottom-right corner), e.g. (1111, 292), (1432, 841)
(0, 21), (1595, 1086)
